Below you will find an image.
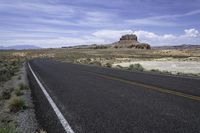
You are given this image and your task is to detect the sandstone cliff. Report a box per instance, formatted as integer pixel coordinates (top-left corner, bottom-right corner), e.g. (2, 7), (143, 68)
(113, 34), (151, 49)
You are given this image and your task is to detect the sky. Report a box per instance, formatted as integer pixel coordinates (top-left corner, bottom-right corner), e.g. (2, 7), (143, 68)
(0, 0), (200, 48)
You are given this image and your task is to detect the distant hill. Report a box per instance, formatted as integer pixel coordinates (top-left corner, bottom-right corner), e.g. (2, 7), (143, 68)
(62, 34), (151, 50)
(112, 34), (151, 49)
(0, 45), (41, 50)
(153, 44), (200, 50)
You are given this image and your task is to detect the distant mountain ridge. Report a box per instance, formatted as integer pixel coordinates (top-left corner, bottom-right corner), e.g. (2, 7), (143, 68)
(153, 44), (200, 50)
(0, 45), (41, 50)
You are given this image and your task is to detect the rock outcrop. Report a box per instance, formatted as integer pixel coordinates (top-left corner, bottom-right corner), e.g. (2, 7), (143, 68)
(120, 34), (138, 42)
(113, 34), (151, 49)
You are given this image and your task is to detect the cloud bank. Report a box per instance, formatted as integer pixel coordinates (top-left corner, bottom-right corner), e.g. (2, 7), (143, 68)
(0, 0), (200, 47)
(1, 28), (199, 48)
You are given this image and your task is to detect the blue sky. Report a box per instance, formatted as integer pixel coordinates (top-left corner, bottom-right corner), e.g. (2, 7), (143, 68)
(0, 0), (200, 48)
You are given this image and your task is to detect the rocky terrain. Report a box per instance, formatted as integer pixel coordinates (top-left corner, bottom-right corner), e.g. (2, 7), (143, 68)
(112, 34), (151, 49)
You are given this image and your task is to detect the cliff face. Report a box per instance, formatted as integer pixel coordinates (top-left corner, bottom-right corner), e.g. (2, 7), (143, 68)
(113, 34), (151, 49)
(120, 34), (138, 42)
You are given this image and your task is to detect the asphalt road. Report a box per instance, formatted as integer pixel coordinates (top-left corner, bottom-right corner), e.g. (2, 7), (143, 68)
(28, 58), (200, 133)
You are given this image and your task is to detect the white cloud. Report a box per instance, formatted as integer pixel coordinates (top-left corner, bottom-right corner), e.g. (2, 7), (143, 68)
(133, 30), (177, 41)
(92, 29), (177, 44)
(126, 9), (200, 26)
(0, 1), (76, 18)
(183, 28), (200, 37)
(126, 18), (177, 26)
(84, 11), (115, 22)
(1, 28), (199, 47)
(0, 36), (105, 48)
(92, 28), (199, 46)
(92, 30), (133, 40)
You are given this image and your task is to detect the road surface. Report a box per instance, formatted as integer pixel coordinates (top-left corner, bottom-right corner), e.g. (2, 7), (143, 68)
(28, 58), (200, 133)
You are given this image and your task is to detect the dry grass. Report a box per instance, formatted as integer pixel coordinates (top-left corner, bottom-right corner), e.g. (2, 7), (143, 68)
(18, 83), (29, 90)
(0, 57), (24, 84)
(0, 126), (18, 133)
(14, 88), (24, 96)
(8, 97), (25, 113)
(0, 90), (11, 100)
(0, 88), (13, 100)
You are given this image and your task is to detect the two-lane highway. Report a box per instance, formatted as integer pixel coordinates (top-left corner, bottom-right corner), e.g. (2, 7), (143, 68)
(28, 58), (200, 133)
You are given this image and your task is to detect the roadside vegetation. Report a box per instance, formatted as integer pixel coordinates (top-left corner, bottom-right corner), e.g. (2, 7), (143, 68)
(0, 51), (38, 133)
(14, 88), (24, 96)
(0, 126), (19, 133)
(8, 96), (26, 113)
(128, 64), (144, 71)
(18, 83), (29, 90)
(0, 88), (13, 100)
(0, 58), (24, 85)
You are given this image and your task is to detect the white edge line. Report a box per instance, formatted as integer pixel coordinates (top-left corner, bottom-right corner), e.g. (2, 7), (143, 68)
(28, 63), (75, 133)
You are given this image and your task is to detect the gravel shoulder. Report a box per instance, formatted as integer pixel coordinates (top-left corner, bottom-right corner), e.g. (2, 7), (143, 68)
(0, 63), (38, 133)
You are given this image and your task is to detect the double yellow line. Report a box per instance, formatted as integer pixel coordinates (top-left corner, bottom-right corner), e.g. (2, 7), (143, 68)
(88, 72), (200, 102)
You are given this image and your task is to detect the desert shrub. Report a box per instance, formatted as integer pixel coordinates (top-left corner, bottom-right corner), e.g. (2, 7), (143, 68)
(0, 69), (11, 82)
(176, 72), (199, 77)
(150, 69), (161, 73)
(8, 97), (25, 112)
(18, 83), (29, 90)
(105, 63), (112, 68)
(151, 69), (173, 75)
(177, 72), (182, 75)
(162, 71), (172, 75)
(116, 65), (123, 69)
(89, 61), (102, 66)
(1, 90), (11, 100)
(0, 60), (20, 83)
(128, 64), (144, 71)
(91, 45), (108, 49)
(86, 58), (91, 62)
(18, 76), (21, 80)
(15, 88), (23, 96)
(0, 127), (18, 133)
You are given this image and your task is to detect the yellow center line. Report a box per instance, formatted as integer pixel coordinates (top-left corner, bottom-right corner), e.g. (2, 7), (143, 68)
(88, 72), (200, 102)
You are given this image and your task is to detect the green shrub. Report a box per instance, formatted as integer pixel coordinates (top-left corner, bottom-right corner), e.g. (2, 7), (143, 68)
(0, 60), (20, 83)
(0, 124), (19, 133)
(1, 89), (12, 100)
(8, 97), (25, 112)
(162, 70), (172, 75)
(15, 88), (23, 96)
(18, 83), (29, 90)
(128, 64), (144, 71)
(105, 63), (112, 68)
(89, 61), (102, 66)
(18, 76), (21, 80)
(116, 65), (123, 69)
(0, 127), (18, 133)
(150, 69), (161, 73)
(0, 69), (11, 82)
